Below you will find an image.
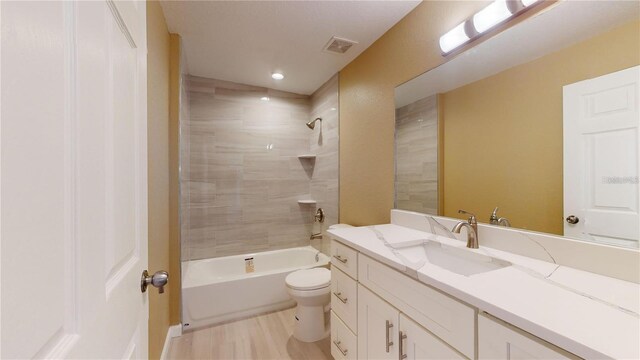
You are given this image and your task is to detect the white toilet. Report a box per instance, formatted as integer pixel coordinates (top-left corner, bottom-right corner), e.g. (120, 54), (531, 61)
(285, 267), (331, 342)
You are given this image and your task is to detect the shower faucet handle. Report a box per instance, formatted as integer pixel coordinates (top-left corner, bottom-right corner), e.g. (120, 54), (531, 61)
(141, 270), (169, 294)
(314, 208), (325, 223)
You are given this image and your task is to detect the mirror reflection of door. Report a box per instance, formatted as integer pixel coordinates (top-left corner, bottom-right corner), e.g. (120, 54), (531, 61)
(563, 65), (640, 248)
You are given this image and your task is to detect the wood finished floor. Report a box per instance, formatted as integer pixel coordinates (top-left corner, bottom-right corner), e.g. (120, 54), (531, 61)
(167, 307), (332, 360)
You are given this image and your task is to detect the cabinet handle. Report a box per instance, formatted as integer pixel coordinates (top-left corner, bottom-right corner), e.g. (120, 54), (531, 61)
(333, 291), (348, 304)
(333, 254), (348, 264)
(333, 340), (348, 356)
(399, 331), (407, 359)
(386, 320), (394, 353)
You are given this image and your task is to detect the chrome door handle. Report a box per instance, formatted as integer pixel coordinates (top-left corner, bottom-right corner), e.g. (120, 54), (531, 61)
(333, 340), (348, 356)
(566, 215), (579, 224)
(141, 270), (169, 294)
(333, 291), (348, 304)
(399, 331), (407, 359)
(333, 255), (348, 264)
(386, 320), (394, 353)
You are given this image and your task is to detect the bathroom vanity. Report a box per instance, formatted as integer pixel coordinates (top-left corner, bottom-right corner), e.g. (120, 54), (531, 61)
(327, 210), (639, 360)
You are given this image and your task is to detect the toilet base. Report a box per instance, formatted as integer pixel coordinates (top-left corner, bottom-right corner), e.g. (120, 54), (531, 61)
(292, 304), (329, 342)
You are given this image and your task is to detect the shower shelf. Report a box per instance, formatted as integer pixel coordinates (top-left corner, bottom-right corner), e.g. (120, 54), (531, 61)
(297, 200), (317, 205)
(297, 154), (316, 159)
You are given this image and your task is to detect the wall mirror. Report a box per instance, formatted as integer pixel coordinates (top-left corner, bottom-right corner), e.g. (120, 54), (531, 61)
(394, 1), (639, 249)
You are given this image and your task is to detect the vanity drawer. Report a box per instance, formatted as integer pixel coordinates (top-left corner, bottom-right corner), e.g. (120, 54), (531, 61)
(331, 266), (358, 333)
(331, 240), (358, 279)
(358, 254), (476, 359)
(478, 313), (578, 360)
(331, 310), (357, 360)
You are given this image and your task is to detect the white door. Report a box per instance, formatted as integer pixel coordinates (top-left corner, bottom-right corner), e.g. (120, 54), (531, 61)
(398, 314), (464, 360)
(357, 284), (399, 360)
(563, 66), (640, 248)
(1, 1), (148, 359)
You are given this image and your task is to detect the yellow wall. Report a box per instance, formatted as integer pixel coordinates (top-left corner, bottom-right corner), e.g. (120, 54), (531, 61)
(339, 0), (634, 227)
(442, 20), (640, 234)
(339, 1), (490, 225)
(146, 1), (175, 358)
(169, 34), (182, 326)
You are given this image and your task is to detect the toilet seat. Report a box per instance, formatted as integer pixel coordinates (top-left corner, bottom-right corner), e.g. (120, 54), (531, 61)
(285, 268), (330, 291)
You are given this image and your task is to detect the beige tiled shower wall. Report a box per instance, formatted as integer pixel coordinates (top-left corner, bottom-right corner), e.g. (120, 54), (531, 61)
(309, 75), (339, 255)
(395, 95), (438, 215)
(181, 76), (340, 260)
(178, 62), (191, 262)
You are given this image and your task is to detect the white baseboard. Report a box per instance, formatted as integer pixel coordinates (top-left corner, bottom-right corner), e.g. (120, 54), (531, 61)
(160, 324), (182, 360)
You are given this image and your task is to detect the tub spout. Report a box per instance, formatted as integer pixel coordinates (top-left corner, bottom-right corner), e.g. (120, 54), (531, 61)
(310, 232), (323, 240)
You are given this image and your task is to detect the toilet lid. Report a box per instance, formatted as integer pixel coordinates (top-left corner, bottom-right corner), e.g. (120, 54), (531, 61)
(285, 268), (331, 290)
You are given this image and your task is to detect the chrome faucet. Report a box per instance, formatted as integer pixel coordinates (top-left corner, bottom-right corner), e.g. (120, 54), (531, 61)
(452, 209), (479, 249)
(489, 207), (511, 227)
(310, 232), (323, 240)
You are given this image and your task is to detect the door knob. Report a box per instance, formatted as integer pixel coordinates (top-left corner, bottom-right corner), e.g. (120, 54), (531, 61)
(141, 270), (169, 294)
(566, 215), (579, 224)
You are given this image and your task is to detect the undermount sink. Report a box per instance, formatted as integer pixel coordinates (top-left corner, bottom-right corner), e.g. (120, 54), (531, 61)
(391, 240), (511, 276)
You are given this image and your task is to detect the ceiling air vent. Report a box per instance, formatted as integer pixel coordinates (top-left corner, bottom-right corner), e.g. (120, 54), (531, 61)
(323, 36), (358, 54)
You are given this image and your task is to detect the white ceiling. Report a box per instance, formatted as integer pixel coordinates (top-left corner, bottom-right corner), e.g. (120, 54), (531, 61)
(160, 1), (420, 95)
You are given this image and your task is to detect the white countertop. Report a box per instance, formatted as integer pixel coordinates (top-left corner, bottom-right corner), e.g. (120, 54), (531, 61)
(328, 224), (640, 360)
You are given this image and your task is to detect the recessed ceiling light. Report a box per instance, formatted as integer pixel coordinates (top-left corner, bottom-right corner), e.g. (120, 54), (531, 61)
(271, 72), (284, 80)
(261, 96), (270, 101)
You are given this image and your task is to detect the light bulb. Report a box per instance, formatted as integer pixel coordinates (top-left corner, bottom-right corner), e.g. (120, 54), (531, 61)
(521, 0), (540, 7)
(271, 73), (284, 80)
(439, 22), (470, 53)
(473, 0), (513, 34)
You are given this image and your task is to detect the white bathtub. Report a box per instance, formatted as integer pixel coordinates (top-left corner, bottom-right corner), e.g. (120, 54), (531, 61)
(182, 246), (330, 331)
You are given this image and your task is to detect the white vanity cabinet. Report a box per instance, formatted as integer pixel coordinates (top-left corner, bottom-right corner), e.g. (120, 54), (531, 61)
(331, 240), (358, 279)
(358, 284), (464, 360)
(330, 241), (359, 360)
(331, 266), (357, 332)
(400, 313), (465, 360)
(331, 311), (358, 360)
(330, 239), (582, 360)
(358, 253), (475, 358)
(478, 314), (578, 360)
(357, 284), (399, 360)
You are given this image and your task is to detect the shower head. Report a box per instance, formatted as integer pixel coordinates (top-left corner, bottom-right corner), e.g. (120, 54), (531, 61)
(306, 117), (322, 130)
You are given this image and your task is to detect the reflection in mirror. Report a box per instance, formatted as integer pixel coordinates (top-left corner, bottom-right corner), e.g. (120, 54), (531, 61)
(395, 95), (439, 215)
(394, 1), (639, 248)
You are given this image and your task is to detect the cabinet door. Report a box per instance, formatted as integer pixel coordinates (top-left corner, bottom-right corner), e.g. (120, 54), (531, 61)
(479, 314), (577, 360)
(399, 314), (465, 360)
(358, 284), (399, 360)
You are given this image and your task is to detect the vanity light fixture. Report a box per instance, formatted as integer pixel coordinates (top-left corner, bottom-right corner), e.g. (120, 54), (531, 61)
(260, 96), (270, 101)
(473, 0), (513, 34)
(439, 22), (470, 54)
(271, 72), (284, 80)
(439, 0), (540, 54)
(521, 0), (540, 7)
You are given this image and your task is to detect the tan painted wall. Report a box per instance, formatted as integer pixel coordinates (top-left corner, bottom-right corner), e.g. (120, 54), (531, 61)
(338, 0), (630, 227)
(146, 1), (172, 359)
(169, 34), (182, 326)
(442, 20), (640, 234)
(339, 1), (490, 226)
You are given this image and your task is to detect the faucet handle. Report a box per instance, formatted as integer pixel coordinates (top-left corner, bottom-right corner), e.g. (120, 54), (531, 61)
(490, 207), (499, 223)
(458, 209), (477, 224)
